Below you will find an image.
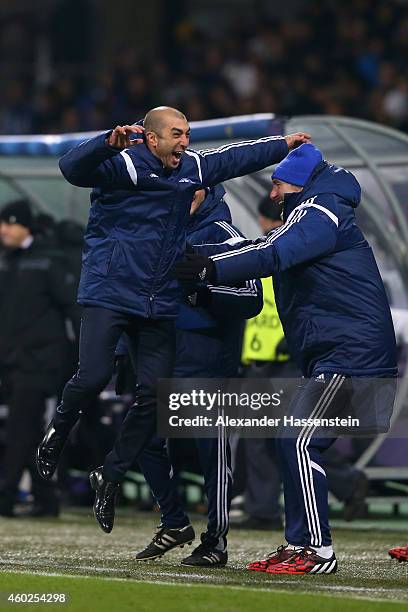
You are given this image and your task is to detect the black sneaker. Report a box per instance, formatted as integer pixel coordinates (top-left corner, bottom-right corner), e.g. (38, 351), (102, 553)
(181, 543), (228, 567)
(135, 524), (195, 561)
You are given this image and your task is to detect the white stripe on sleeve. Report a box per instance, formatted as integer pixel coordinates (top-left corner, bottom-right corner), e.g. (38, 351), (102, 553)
(120, 150), (138, 185)
(199, 135), (284, 156)
(215, 221), (241, 239)
(296, 200), (338, 227)
(184, 150), (203, 182)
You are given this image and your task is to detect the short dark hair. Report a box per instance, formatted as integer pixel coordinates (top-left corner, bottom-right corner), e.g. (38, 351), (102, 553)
(144, 106), (187, 135)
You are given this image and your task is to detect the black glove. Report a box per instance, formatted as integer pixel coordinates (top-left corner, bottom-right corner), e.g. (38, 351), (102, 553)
(173, 254), (216, 283)
(187, 286), (212, 308)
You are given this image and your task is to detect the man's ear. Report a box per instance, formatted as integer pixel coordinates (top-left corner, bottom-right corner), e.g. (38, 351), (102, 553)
(145, 131), (157, 147)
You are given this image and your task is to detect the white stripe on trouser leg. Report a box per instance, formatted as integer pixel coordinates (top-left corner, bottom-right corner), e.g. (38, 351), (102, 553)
(217, 411), (227, 538)
(300, 375), (345, 547)
(221, 422), (231, 541)
(295, 375), (345, 546)
(216, 414), (222, 540)
(224, 427), (230, 536)
(295, 376), (341, 545)
(298, 376), (344, 545)
(216, 412), (224, 541)
(221, 421), (227, 539)
(298, 376), (345, 546)
(215, 410), (229, 543)
(310, 461), (326, 477)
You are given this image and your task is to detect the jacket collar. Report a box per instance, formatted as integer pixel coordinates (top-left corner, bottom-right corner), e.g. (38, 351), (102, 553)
(133, 143), (166, 173)
(282, 160), (327, 221)
(133, 143), (189, 178)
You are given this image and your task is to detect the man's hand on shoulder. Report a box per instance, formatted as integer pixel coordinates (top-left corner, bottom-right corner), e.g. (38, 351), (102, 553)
(285, 132), (312, 150)
(107, 124), (145, 149)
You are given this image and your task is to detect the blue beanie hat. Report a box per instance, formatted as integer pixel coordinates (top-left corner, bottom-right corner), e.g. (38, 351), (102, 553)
(272, 143), (323, 187)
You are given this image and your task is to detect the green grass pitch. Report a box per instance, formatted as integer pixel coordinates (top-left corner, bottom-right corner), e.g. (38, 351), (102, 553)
(0, 510), (407, 611)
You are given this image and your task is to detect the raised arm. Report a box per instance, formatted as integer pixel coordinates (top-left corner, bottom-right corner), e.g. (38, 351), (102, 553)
(194, 133), (310, 187)
(59, 125), (144, 189)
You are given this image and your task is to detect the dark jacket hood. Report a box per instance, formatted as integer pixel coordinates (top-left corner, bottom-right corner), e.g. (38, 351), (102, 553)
(283, 161), (361, 218)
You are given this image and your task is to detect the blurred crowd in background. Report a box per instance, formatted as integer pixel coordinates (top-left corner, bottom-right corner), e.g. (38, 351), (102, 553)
(0, 0), (407, 135)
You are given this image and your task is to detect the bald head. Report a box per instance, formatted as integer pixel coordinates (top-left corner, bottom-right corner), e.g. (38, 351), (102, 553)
(143, 106), (190, 170)
(144, 106), (187, 135)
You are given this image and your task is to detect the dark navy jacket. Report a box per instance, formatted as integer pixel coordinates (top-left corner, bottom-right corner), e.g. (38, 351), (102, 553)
(59, 131), (287, 319)
(198, 162), (397, 377)
(175, 186), (263, 377)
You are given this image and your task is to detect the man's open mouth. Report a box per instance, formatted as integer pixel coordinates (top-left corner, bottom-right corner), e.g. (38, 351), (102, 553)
(172, 150), (184, 163)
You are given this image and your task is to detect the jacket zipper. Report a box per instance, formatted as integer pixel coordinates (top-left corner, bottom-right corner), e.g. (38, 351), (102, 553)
(149, 195), (177, 315)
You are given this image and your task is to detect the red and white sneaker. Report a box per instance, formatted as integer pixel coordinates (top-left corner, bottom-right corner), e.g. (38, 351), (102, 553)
(389, 547), (408, 562)
(266, 546), (337, 575)
(247, 545), (297, 572)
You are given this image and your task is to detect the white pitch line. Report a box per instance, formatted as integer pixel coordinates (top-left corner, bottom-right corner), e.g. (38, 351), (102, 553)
(1, 568), (407, 605)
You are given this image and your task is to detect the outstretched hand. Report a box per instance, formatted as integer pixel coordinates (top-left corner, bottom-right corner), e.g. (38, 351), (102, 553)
(107, 124), (145, 149)
(285, 132), (312, 150)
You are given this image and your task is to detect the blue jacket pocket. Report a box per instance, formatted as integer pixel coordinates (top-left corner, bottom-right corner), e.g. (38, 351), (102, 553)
(82, 241), (116, 277)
